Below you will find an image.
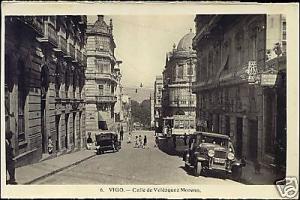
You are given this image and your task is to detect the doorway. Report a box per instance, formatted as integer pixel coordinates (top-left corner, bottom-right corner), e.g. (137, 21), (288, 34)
(236, 117), (243, 158)
(55, 115), (60, 151)
(65, 114), (69, 149)
(248, 119), (258, 161)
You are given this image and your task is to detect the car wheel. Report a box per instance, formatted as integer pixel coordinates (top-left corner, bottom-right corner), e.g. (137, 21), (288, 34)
(184, 162), (189, 170)
(232, 167), (242, 181)
(194, 162), (202, 177)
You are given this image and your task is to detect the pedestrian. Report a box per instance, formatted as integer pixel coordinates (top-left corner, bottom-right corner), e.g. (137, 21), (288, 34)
(127, 132), (132, 143)
(6, 130), (17, 184)
(139, 135), (143, 148)
(120, 126), (124, 141)
(154, 135), (159, 148)
(183, 133), (187, 146)
(143, 135), (147, 148)
(134, 136), (139, 148)
(172, 135), (176, 148)
(48, 136), (54, 154)
(86, 132), (93, 150)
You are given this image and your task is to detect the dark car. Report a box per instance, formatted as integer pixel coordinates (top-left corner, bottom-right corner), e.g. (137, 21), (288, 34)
(95, 132), (121, 154)
(183, 131), (245, 180)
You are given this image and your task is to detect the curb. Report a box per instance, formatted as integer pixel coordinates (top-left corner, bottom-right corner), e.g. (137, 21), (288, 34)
(24, 153), (96, 185)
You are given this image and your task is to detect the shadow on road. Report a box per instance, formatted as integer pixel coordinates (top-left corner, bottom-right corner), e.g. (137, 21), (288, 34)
(157, 137), (185, 158)
(179, 165), (236, 181)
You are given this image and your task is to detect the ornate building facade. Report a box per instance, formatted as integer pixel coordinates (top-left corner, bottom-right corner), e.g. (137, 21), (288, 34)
(193, 15), (286, 173)
(5, 16), (87, 167)
(85, 15), (120, 134)
(153, 75), (163, 128)
(162, 30), (197, 121)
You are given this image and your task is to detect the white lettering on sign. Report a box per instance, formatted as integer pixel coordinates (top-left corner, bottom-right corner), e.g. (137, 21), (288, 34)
(261, 74), (277, 86)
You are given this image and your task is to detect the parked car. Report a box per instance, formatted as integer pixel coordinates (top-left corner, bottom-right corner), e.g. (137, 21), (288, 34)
(183, 131), (245, 180)
(95, 132), (121, 155)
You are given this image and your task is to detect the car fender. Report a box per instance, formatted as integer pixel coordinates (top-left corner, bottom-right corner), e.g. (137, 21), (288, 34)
(232, 161), (244, 168)
(197, 156), (206, 162)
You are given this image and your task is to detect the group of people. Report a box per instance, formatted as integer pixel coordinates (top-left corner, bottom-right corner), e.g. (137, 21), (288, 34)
(126, 132), (147, 148)
(134, 135), (148, 148)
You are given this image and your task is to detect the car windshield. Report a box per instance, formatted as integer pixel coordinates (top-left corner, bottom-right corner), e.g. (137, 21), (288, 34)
(200, 135), (228, 147)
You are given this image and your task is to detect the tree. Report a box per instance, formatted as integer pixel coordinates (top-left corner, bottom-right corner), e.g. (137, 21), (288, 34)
(130, 99), (151, 129)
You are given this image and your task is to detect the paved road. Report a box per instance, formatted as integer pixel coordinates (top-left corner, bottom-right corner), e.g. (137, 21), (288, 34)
(35, 130), (244, 185)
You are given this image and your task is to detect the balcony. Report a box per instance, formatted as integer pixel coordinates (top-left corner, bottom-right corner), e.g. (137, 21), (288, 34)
(54, 35), (67, 55)
(66, 41), (75, 60)
(17, 16), (44, 36)
(37, 21), (58, 47)
(74, 48), (81, 63)
(96, 95), (117, 103)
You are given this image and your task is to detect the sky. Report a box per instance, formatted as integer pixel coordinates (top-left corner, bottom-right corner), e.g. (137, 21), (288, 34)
(87, 15), (195, 89)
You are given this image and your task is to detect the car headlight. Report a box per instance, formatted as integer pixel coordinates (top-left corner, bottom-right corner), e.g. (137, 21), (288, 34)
(208, 149), (215, 157)
(227, 152), (235, 160)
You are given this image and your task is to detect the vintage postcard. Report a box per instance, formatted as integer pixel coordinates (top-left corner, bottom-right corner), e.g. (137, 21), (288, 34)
(1, 1), (299, 199)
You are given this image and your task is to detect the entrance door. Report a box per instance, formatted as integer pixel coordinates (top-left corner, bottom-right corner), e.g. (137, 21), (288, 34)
(248, 119), (258, 161)
(236, 117), (243, 158)
(65, 114), (69, 149)
(41, 99), (47, 153)
(55, 115), (60, 151)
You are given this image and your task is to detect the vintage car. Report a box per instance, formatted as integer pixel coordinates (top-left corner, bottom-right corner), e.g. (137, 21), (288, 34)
(183, 131), (245, 179)
(95, 132), (121, 155)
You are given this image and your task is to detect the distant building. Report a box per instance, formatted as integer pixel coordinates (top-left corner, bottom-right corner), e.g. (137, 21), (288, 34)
(161, 30), (197, 121)
(153, 75), (163, 128)
(5, 16), (87, 167)
(86, 15), (120, 134)
(193, 15), (286, 172)
(150, 93), (155, 129)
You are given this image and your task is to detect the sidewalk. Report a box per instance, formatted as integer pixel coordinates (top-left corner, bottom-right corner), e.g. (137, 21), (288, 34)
(240, 161), (284, 185)
(15, 149), (96, 184)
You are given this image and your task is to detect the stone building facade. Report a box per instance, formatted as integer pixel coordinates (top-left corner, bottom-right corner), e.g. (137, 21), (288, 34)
(192, 15), (286, 170)
(153, 75), (163, 128)
(85, 15), (119, 134)
(5, 16), (87, 167)
(162, 30), (197, 121)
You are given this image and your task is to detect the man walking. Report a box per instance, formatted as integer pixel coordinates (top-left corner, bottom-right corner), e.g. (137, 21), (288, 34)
(6, 130), (17, 184)
(120, 126), (124, 141)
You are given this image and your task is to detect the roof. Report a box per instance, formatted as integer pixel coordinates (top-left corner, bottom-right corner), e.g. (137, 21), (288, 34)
(177, 30), (196, 51)
(194, 131), (230, 139)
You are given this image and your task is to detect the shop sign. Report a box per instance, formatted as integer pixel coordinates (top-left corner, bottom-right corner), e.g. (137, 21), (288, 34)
(261, 73), (277, 86)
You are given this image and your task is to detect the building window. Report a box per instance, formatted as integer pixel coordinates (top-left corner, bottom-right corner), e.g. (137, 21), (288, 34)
(177, 64), (184, 79)
(18, 60), (26, 144)
(98, 85), (104, 96)
(282, 20), (287, 54)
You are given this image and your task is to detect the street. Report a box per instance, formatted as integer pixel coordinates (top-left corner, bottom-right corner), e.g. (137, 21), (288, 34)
(34, 130), (244, 185)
